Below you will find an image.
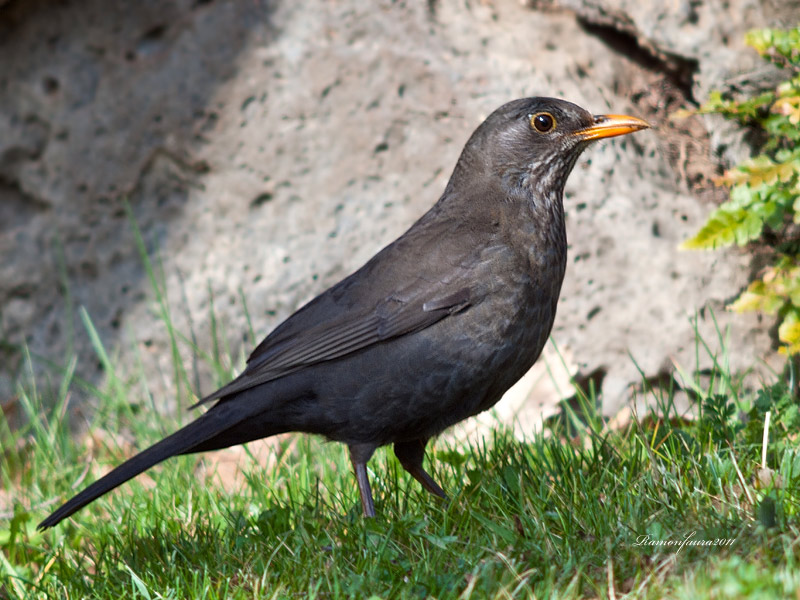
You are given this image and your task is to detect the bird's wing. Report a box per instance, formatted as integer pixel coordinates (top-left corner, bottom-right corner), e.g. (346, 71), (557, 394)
(193, 222), (502, 407)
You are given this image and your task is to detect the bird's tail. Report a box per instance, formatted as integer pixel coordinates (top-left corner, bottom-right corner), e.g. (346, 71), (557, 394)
(37, 403), (246, 529)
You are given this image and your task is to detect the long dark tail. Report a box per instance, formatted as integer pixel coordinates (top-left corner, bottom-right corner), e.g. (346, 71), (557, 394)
(38, 403), (249, 529)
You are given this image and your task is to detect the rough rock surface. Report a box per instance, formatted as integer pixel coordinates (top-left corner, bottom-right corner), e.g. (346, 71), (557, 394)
(0, 0), (794, 430)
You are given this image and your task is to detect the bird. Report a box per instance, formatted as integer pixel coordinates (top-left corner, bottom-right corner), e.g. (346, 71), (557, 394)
(39, 97), (649, 529)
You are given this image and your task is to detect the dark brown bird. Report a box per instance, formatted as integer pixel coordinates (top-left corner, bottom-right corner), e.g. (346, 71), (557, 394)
(39, 97), (648, 528)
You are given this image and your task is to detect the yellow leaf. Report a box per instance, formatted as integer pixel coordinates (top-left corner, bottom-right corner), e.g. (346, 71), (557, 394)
(762, 268), (778, 284)
(670, 108), (696, 121)
(772, 96), (800, 124)
(715, 158), (800, 188)
(713, 169), (748, 187)
(729, 291), (766, 313)
(750, 161), (795, 187)
(779, 320), (800, 355)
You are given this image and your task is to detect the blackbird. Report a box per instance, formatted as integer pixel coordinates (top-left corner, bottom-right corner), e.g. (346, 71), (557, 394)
(39, 97), (648, 528)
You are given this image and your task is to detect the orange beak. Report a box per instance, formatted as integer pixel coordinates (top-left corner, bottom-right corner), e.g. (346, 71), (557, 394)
(574, 114), (650, 141)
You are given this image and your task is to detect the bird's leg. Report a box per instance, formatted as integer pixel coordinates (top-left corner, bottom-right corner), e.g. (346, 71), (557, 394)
(348, 443), (377, 517)
(394, 439), (447, 499)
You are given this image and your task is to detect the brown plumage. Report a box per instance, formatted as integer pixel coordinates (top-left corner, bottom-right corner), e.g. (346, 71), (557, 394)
(39, 97), (648, 528)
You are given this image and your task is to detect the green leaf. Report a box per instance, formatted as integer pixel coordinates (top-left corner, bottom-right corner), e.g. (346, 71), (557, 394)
(682, 26), (800, 359)
(762, 201), (785, 229)
(746, 27), (800, 67)
(681, 206), (756, 249)
(738, 212), (764, 244)
(728, 183), (762, 209)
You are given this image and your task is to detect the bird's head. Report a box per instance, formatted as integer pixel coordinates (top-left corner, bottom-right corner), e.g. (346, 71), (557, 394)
(449, 97), (649, 201)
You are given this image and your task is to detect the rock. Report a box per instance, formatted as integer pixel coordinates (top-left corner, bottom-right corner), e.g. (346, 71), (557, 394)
(0, 0), (791, 426)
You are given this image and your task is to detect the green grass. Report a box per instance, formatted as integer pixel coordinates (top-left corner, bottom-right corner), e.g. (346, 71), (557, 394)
(2, 327), (799, 599)
(1, 228), (799, 598)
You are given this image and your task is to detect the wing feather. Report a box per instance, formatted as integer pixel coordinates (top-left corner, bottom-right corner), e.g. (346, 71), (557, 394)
(191, 279), (478, 407)
(192, 196), (507, 408)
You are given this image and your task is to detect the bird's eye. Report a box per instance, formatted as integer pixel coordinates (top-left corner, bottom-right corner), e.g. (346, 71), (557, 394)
(530, 112), (556, 133)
